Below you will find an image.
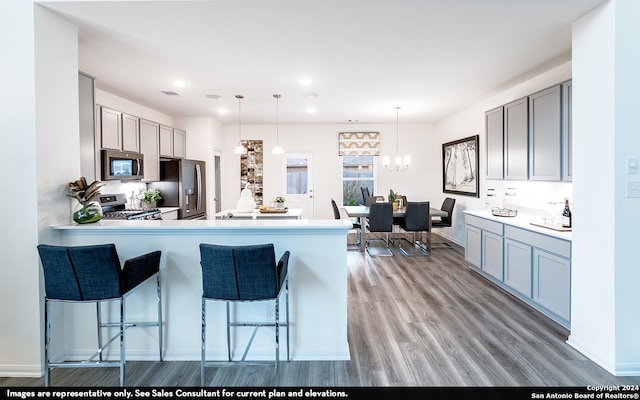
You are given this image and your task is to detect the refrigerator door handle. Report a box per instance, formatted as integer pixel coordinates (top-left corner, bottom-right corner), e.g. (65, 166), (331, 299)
(196, 164), (202, 211)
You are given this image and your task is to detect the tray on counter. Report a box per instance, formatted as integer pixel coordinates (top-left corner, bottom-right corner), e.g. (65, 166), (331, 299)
(259, 207), (289, 214)
(491, 208), (518, 217)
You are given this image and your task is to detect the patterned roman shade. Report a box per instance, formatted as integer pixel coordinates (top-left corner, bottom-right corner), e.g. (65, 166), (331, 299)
(338, 132), (380, 156)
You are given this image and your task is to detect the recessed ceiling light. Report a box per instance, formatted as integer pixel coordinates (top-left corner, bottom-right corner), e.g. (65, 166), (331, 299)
(299, 78), (313, 86)
(218, 108), (228, 114)
(307, 107), (316, 113)
(205, 94), (221, 99)
(303, 93), (319, 99)
(172, 80), (186, 87)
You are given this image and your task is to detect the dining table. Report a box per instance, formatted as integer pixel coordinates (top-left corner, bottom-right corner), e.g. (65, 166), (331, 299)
(343, 205), (448, 252)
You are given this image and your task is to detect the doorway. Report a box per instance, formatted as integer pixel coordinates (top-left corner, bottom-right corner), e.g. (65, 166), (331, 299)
(281, 152), (314, 218)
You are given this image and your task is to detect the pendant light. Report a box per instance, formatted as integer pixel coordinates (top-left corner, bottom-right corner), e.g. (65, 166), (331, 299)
(272, 94), (285, 155)
(232, 95), (247, 155)
(383, 106), (411, 171)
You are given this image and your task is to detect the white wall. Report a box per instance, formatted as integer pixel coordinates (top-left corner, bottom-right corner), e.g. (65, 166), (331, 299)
(0, 0), (41, 377)
(218, 122), (435, 220)
(569, 0), (640, 375)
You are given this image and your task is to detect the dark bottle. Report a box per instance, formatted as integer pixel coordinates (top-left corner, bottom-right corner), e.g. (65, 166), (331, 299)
(562, 198), (572, 228)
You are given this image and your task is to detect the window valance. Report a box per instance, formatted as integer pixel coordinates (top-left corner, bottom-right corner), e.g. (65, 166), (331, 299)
(338, 132), (380, 156)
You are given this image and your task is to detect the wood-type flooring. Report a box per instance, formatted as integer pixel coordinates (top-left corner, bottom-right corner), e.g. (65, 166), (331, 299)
(2, 234), (639, 387)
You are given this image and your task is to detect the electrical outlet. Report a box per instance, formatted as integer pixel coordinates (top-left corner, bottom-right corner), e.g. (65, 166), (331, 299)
(626, 181), (640, 198)
(266, 305), (275, 320)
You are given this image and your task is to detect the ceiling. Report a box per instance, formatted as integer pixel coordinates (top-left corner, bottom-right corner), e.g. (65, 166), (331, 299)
(42, 0), (607, 125)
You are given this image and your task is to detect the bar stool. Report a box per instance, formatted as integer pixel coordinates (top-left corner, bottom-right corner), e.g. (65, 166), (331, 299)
(37, 244), (162, 386)
(199, 243), (290, 386)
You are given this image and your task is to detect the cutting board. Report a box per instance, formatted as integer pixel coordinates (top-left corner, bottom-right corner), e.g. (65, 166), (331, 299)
(529, 222), (572, 232)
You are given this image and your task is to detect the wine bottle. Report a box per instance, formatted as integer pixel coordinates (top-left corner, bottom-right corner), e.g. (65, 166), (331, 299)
(562, 198), (572, 228)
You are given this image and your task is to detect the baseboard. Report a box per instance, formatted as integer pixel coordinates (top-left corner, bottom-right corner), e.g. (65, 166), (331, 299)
(0, 364), (42, 378)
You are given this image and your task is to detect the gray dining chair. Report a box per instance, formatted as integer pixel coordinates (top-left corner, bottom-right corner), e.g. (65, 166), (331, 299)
(431, 197), (456, 248)
(331, 198), (361, 247)
(366, 202), (394, 256)
(37, 244), (163, 387)
(398, 201), (430, 256)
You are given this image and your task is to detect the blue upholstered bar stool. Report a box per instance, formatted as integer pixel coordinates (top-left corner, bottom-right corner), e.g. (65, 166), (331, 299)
(199, 243), (290, 386)
(37, 244), (162, 386)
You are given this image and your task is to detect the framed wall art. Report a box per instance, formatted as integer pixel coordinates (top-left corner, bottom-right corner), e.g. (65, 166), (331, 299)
(442, 135), (479, 197)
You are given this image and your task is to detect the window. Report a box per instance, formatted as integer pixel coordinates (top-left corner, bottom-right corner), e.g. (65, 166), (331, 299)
(342, 155), (375, 206)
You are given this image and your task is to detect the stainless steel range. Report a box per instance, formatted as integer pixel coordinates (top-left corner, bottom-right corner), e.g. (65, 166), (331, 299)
(99, 193), (162, 220)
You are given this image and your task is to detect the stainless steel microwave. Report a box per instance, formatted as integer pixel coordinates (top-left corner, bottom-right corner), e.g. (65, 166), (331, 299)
(101, 149), (144, 181)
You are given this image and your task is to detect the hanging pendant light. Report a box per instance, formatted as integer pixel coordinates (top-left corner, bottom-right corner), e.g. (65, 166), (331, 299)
(272, 94), (285, 155)
(232, 95), (247, 155)
(383, 106), (411, 171)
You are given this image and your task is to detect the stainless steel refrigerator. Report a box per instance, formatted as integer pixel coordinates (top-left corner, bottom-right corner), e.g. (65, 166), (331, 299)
(149, 159), (207, 219)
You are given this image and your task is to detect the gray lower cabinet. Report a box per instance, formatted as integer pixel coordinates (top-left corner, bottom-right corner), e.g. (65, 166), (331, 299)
(465, 213), (571, 328)
(533, 248), (571, 323)
(482, 231), (503, 281)
(504, 238), (532, 297)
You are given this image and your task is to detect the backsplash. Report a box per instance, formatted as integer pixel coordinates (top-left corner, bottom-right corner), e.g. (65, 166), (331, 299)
(484, 181), (573, 219)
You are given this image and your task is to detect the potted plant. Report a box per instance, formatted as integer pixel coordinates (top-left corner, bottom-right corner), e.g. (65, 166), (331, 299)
(275, 196), (286, 209)
(389, 189), (399, 211)
(137, 188), (162, 210)
(67, 177), (104, 224)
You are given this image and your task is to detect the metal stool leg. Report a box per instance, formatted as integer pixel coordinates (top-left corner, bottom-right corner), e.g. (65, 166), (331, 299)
(119, 298), (125, 387)
(44, 299), (51, 387)
(201, 298), (206, 386)
(156, 275), (163, 361)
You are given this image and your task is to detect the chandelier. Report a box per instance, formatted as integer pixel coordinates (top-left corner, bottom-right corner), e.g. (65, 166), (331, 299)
(382, 106), (411, 171)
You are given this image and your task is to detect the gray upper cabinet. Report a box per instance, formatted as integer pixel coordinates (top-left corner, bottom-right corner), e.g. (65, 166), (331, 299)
(485, 106), (504, 180)
(562, 80), (572, 182)
(121, 113), (140, 153)
(140, 119), (160, 182)
(529, 85), (562, 181)
(100, 107), (122, 150)
(504, 97), (529, 180)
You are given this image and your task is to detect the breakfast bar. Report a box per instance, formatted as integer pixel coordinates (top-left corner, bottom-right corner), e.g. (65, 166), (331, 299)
(50, 219), (351, 362)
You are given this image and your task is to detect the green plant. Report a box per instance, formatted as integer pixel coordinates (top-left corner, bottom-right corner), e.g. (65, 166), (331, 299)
(67, 177), (104, 205)
(137, 188), (162, 203)
(275, 196), (286, 203)
(389, 189), (397, 203)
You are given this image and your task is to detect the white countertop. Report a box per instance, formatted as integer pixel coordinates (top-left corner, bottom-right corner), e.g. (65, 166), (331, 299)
(464, 209), (572, 241)
(53, 218), (351, 234)
(157, 207), (180, 213)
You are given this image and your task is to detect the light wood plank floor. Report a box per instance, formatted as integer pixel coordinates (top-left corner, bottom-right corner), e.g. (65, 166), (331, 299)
(3, 233), (640, 387)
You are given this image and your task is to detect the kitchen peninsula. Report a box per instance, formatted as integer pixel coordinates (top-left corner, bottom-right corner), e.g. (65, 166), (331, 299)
(51, 219), (351, 362)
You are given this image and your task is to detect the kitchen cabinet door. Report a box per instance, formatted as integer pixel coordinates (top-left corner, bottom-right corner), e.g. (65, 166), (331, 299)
(485, 106), (504, 180)
(140, 119), (160, 182)
(529, 85), (561, 181)
(482, 230), (503, 281)
(100, 107), (122, 150)
(533, 248), (571, 323)
(504, 97), (529, 180)
(562, 80), (572, 182)
(122, 113), (140, 152)
(173, 129), (186, 159)
(504, 238), (532, 297)
(159, 125), (174, 157)
(465, 224), (482, 267)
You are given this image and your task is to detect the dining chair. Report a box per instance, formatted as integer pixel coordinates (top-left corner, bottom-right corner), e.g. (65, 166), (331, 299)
(431, 197), (456, 248)
(199, 243), (290, 385)
(37, 244), (163, 387)
(398, 201), (430, 256)
(331, 198), (361, 247)
(366, 202), (394, 256)
(360, 186), (371, 205)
